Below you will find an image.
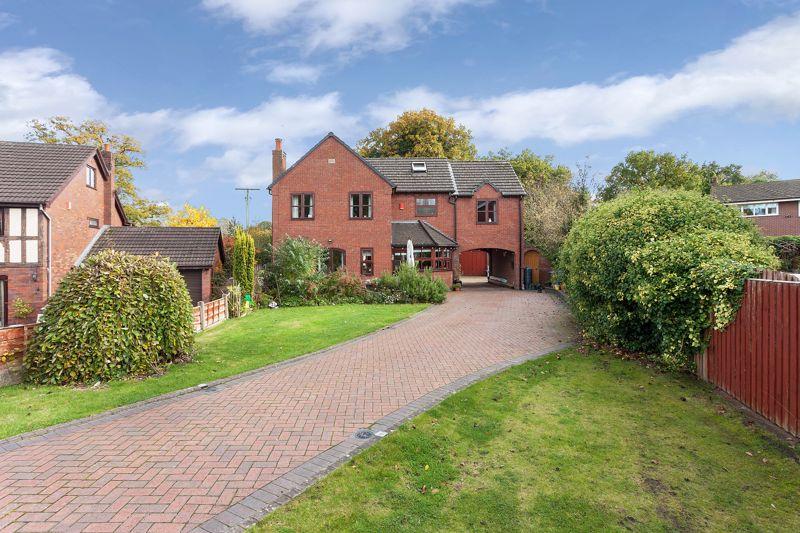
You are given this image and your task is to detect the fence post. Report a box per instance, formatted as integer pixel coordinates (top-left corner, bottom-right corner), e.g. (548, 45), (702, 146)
(224, 294), (229, 320)
(199, 301), (206, 331)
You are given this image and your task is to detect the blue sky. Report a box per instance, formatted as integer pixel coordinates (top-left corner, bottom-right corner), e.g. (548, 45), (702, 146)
(1, 1), (799, 223)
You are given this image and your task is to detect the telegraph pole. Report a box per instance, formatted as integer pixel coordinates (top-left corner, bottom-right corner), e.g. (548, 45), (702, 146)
(235, 188), (260, 229)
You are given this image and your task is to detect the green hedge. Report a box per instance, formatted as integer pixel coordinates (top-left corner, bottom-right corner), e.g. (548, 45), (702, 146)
(559, 190), (778, 370)
(25, 250), (194, 384)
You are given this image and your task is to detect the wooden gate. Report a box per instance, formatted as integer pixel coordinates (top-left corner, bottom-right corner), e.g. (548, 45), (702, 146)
(460, 250), (487, 276)
(700, 271), (800, 436)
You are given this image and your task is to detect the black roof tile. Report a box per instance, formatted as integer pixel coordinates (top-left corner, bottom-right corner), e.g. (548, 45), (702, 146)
(711, 179), (800, 203)
(86, 226), (223, 269)
(0, 141), (100, 204)
(391, 220), (457, 247)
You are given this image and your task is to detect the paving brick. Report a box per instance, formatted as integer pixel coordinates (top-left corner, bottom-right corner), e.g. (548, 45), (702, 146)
(0, 288), (574, 531)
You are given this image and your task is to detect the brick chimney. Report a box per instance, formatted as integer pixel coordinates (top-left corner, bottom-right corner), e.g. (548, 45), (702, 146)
(101, 143), (115, 225)
(272, 138), (286, 181)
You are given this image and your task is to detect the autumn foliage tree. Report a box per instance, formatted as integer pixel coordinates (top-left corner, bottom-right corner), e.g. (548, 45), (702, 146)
(167, 204), (218, 227)
(357, 109), (477, 159)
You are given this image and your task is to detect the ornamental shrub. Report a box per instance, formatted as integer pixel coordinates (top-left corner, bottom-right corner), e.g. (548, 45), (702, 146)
(25, 250), (194, 384)
(232, 228), (255, 298)
(559, 189), (778, 370)
(372, 263), (449, 304)
(262, 237), (328, 305)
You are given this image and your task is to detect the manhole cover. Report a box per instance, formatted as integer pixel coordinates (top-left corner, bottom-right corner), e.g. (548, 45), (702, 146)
(354, 429), (374, 439)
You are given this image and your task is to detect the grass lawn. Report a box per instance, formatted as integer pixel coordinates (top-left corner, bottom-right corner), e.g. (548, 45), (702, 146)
(0, 303), (425, 440)
(254, 348), (800, 532)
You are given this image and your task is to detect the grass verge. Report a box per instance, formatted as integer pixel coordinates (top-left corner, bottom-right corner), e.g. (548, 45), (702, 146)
(0, 303), (426, 440)
(254, 348), (800, 532)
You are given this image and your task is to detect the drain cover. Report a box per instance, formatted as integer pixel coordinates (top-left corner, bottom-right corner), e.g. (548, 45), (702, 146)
(354, 429), (374, 439)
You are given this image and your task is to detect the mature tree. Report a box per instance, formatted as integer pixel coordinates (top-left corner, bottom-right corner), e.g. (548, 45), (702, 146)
(26, 116), (171, 225)
(484, 148), (572, 190)
(600, 150), (778, 200)
(599, 151), (705, 201)
(167, 203), (218, 227)
(357, 109), (477, 159)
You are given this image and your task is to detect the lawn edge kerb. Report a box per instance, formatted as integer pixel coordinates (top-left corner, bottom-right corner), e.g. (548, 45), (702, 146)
(0, 304), (434, 451)
(194, 341), (577, 533)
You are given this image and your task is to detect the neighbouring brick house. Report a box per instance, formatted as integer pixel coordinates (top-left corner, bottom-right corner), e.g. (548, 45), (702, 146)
(0, 141), (128, 326)
(80, 226), (225, 304)
(712, 179), (800, 236)
(268, 133), (527, 288)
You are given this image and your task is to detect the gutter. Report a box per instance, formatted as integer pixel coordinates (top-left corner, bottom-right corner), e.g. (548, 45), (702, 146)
(39, 205), (52, 297)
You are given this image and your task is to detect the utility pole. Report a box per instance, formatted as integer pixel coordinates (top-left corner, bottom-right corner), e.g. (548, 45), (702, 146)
(235, 188), (260, 229)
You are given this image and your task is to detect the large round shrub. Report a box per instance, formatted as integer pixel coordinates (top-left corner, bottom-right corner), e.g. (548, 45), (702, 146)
(25, 250), (194, 384)
(559, 190), (778, 370)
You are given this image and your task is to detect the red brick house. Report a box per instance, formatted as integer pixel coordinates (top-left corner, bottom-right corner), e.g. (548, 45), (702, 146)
(712, 179), (800, 236)
(268, 133), (527, 288)
(0, 141), (128, 326)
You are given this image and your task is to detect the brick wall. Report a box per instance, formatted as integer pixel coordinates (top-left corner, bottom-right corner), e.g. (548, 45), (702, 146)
(0, 323), (35, 386)
(272, 136), (394, 278)
(271, 138), (523, 288)
(745, 200), (800, 236)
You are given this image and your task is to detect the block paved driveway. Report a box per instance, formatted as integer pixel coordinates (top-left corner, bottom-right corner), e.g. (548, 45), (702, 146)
(0, 287), (575, 532)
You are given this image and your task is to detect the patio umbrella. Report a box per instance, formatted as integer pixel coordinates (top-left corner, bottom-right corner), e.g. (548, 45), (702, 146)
(406, 239), (415, 266)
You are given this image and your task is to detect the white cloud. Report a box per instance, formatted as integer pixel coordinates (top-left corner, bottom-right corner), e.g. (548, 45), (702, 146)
(266, 62), (323, 84)
(0, 48), (107, 138)
(369, 12), (800, 145)
(173, 92), (358, 150)
(201, 0), (484, 53)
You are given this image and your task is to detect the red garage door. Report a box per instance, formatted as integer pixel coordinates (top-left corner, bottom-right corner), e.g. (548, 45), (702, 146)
(460, 250), (487, 276)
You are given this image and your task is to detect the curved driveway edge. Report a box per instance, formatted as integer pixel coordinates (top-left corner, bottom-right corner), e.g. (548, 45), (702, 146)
(194, 341), (575, 533)
(0, 287), (575, 532)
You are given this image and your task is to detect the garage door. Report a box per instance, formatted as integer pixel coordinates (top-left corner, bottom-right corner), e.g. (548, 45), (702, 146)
(180, 269), (203, 304)
(460, 250), (487, 276)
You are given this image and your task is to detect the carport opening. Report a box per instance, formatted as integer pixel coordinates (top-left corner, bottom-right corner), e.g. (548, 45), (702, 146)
(458, 248), (516, 288)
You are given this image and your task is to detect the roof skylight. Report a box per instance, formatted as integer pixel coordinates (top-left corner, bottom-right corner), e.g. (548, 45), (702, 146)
(411, 161), (427, 172)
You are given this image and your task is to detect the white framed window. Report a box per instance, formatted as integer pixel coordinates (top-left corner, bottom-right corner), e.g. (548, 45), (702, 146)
(411, 162), (427, 173)
(739, 203), (778, 217)
(86, 165), (96, 188)
(0, 242), (4, 263)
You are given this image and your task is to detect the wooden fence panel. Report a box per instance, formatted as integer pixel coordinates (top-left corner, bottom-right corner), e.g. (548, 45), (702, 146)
(704, 276), (800, 436)
(193, 297), (228, 332)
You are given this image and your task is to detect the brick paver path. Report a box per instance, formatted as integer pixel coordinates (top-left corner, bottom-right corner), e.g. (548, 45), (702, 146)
(0, 287), (575, 532)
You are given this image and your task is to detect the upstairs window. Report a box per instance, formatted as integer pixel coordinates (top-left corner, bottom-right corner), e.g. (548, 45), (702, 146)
(86, 166), (96, 188)
(0, 208), (4, 236)
(291, 193), (314, 219)
(360, 248), (374, 276)
(477, 200), (497, 224)
(88, 218), (100, 229)
(739, 203), (778, 217)
(350, 193), (373, 219)
(411, 162), (427, 172)
(415, 197), (437, 217)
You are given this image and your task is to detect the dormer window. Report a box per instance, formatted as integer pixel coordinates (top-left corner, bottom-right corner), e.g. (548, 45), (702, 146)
(411, 162), (427, 173)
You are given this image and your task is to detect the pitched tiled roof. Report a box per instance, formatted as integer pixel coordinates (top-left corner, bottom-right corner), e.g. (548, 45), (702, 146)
(85, 226), (223, 269)
(391, 220), (457, 247)
(366, 158), (526, 196)
(366, 158), (455, 193)
(711, 179), (800, 203)
(450, 160), (526, 196)
(0, 141), (99, 204)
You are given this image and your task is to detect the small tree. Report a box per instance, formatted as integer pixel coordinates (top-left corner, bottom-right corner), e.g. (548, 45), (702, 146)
(167, 203), (218, 227)
(232, 228), (255, 298)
